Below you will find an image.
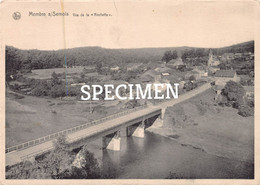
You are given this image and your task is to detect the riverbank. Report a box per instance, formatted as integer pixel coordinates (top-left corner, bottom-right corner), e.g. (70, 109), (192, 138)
(146, 89), (254, 164)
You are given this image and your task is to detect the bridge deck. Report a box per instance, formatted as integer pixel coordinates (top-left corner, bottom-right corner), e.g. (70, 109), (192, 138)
(6, 106), (161, 166)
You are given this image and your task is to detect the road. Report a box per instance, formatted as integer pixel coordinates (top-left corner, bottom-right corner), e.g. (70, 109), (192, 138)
(156, 82), (211, 109)
(6, 82), (211, 167)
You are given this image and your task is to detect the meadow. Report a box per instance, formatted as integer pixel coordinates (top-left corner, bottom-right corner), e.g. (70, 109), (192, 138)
(6, 92), (125, 147)
(25, 67), (84, 79)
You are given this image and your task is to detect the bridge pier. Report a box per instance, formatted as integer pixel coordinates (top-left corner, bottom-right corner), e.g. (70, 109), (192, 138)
(126, 121), (145, 138)
(102, 131), (121, 151)
(160, 108), (166, 119)
(149, 109), (165, 128)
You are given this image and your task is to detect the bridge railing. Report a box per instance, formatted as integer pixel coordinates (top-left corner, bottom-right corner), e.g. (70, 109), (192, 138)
(5, 104), (148, 154)
(70, 108), (162, 143)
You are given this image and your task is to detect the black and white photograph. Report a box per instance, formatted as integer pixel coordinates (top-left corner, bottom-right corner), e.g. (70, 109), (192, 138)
(1, 0), (259, 183)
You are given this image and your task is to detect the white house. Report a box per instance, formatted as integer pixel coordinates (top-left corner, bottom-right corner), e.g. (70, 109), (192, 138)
(110, 66), (120, 71)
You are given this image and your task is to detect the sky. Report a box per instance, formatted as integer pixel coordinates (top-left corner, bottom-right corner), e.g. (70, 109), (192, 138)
(2, 0), (256, 50)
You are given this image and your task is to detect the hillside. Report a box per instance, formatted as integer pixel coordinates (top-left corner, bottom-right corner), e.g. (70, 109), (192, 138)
(6, 40), (254, 73)
(148, 88), (254, 163)
(212, 40), (254, 55)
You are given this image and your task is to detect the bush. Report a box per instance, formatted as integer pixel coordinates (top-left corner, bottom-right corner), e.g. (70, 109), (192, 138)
(49, 85), (66, 98)
(6, 136), (102, 179)
(222, 81), (245, 108)
(247, 99), (254, 108)
(189, 75), (196, 81)
(31, 81), (50, 97)
(184, 81), (196, 91)
(60, 145), (101, 179)
(217, 95), (230, 107)
(246, 96), (254, 108)
(68, 86), (80, 96)
(238, 105), (254, 117)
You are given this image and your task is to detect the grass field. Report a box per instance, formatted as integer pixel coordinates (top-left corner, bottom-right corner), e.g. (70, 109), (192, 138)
(6, 92), (126, 147)
(25, 67), (84, 79)
(147, 88), (254, 163)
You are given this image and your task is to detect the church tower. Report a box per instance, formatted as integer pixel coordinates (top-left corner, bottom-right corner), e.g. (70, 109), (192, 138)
(208, 49), (213, 66)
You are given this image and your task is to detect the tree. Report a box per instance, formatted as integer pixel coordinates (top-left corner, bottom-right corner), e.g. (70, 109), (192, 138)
(80, 73), (85, 79)
(51, 72), (61, 86)
(162, 50), (178, 63)
(247, 96), (254, 108)
(95, 59), (103, 73)
(5, 46), (21, 82)
(222, 81), (245, 108)
(184, 81), (196, 91)
(63, 145), (101, 179)
(6, 161), (34, 179)
(43, 135), (74, 179)
(189, 75), (196, 81)
(31, 81), (50, 96)
(49, 84), (66, 98)
(6, 135), (72, 179)
(79, 146), (100, 178)
(238, 105), (254, 117)
(6, 135), (102, 179)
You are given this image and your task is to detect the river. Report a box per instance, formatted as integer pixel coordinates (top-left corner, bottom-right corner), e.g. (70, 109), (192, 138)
(86, 131), (253, 179)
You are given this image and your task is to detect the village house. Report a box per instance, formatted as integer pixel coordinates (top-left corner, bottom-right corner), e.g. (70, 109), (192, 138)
(72, 65), (83, 68)
(185, 71), (200, 80)
(243, 86), (254, 99)
(126, 63), (143, 72)
(71, 82), (86, 86)
(212, 85), (223, 95)
(207, 66), (220, 74)
(167, 57), (185, 69)
(110, 66), (120, 71)
(221, 53), (235, 61)
(212, 84), (226, 101)
(192, 66), (208, 77)
(161, 72), (170, 77)
(250, 53), (254, 59)
(140, 75), (152, 83)
(154, 66), (170, 73)
(234, 53), (243, 58)
(243, 52), (254, 60)
(155, 73), (162, 81)
(152, 78), (171, 93)
(140, 69), (160, 83)
(214, 70), (239, 86)
(178, 81), (186, 89)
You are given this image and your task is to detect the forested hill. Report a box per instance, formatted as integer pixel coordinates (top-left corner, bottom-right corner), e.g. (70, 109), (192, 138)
(212, 40), (254, 55)
(5, 46), (186, 72)
(6, 40), (254, 73)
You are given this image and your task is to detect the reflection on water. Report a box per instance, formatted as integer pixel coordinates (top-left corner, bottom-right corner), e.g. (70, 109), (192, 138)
(86, 132), (254, 179)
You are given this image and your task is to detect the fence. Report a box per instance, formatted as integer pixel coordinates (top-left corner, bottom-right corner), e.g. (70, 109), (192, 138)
(6, 105), (148, 154)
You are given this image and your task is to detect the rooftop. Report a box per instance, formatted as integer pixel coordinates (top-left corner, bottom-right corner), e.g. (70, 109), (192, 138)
(215, 70), (236, 78)
(167, 58), (184, 66)
(243, 86), (254, 92)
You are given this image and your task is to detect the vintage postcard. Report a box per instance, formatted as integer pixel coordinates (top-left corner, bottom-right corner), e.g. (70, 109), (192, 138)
(0, 0), (259, 184)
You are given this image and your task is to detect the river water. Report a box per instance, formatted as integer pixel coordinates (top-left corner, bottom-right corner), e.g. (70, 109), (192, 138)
(86, 131), (253, 179)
